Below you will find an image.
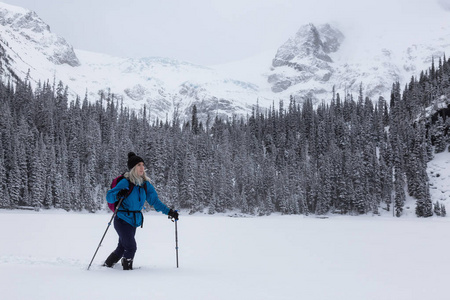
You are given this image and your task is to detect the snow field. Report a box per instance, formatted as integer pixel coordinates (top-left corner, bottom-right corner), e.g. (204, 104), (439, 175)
(1, 210), (450, 300)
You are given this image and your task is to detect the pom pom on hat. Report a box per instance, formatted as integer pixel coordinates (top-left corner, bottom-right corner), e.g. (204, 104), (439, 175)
(127, 152), (144, 170)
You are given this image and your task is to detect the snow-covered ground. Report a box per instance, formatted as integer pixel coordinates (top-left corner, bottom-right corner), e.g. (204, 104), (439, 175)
(1, 152), (449, 300)
(428, 151), (450, 204)
(1, 208), (450, 300)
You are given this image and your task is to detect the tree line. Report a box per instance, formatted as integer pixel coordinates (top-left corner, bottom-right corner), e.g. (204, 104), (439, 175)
(0, 56), (449, 216)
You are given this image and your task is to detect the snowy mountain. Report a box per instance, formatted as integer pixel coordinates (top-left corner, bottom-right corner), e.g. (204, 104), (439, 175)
(0, 2), (269, 122)
(1, 1), (450, 121)
(267, 22), (450, 101)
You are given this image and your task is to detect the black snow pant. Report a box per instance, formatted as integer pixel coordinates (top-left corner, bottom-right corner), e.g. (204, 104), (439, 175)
(113, 216), (137, 260)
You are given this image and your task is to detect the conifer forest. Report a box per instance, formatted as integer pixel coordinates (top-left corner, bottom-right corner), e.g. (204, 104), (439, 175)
(0, 57), (449, 217)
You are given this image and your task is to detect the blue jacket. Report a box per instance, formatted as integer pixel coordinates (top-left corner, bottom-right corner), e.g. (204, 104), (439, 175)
(106, 178), (170, 227)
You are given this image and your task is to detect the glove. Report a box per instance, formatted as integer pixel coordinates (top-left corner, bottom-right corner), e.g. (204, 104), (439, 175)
(116, 189), (129, 200)
(168, 209), (179, 221)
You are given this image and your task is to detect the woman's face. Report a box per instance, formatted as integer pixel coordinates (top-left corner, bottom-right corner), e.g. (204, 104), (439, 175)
(135, 162), (145, 177)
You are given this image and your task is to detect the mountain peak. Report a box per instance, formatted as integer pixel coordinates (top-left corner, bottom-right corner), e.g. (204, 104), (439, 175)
(272, 23), (344, 68)
(268, 23), (345, 93)
(0, 2), (48, 33)
(0, 1), (80, 67)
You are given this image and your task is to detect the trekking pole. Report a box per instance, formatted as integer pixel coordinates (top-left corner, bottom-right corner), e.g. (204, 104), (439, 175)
(175, 219), (179, 268)
(87, 197), (124, 270)
(169, 210), (179, 268)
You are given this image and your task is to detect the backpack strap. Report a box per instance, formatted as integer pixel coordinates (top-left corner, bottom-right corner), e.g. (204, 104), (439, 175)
(125, 179), (135, 198)
(143, 181), (148, 195)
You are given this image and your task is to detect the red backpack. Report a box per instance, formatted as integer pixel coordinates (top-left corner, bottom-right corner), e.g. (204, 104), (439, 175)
(108, 174), (147, 212)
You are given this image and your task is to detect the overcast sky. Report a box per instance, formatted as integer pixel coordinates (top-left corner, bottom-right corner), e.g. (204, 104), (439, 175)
(3, 0), (450, 65)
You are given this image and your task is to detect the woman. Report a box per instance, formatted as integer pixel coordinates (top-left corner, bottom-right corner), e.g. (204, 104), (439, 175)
(103, 152), (179, 270)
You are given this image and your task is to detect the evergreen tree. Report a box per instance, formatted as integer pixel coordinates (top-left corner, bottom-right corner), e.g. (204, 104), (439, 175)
(8, 135), (21, 208)
(191, 104), (200, 135)
(29, 135), (45, 209)
(434, 201), (441, 216)
(433, 115), (446, 153)
(0, 149), (10, 208)
(441, 203), (446, 217)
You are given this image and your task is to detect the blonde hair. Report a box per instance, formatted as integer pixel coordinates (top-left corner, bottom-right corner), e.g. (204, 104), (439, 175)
(124, 165), (150, 186)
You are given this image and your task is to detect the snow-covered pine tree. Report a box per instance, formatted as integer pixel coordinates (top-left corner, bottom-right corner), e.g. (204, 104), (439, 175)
(0, 149), (10, 208)
(29, 135), (45, 209)
(433, 115), (446, 153)
(441, 203), (446, 217)
(434, 201), (441, 216)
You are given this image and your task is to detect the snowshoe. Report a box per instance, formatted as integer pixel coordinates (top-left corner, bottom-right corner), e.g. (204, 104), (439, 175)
(103, 252), (120, 268)
(121, 258), (133, 270)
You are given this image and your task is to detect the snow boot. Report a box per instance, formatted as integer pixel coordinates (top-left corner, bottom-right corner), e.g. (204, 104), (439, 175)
(103, 252), (120, 268)
(121, 258), (133, 270)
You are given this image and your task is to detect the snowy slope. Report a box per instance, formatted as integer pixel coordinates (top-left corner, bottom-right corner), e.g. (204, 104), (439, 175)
(428, 151), (450, 204)
(1, 210), (450, 300)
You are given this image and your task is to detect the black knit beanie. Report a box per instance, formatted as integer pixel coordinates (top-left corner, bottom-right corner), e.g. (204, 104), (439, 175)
(127, 152), (144, 170)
